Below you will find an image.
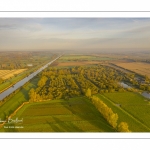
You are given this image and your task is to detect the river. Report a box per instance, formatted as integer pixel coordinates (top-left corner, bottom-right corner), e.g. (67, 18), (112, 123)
(0, 55), (61, 101)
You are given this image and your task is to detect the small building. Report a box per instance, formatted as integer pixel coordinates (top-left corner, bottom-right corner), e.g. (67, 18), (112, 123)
(27, 64), (33, 67)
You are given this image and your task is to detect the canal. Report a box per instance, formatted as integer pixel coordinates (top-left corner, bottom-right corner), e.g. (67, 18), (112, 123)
(0, 55), (61, 101)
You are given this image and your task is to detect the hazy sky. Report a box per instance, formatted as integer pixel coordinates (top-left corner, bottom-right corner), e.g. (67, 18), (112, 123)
(0, 18), (150, 52)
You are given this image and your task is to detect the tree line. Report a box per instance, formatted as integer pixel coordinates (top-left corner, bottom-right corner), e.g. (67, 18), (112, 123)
(86, 89), (130, 132)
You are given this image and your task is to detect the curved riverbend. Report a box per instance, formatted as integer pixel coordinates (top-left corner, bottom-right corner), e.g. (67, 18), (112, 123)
(0, 55), (61, 101)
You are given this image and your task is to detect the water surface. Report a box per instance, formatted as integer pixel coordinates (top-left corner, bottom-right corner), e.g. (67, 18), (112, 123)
(142, 92), (150, 99)
(119, 82), (131, 88)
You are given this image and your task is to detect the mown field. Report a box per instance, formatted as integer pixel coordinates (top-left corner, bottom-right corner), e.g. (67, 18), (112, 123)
(1, 97), (115, 132)
(0, 64), (42, 93)
(96, 92), (150, 132)
(114, 62), (150, 78)
(0, 69), (27, 80)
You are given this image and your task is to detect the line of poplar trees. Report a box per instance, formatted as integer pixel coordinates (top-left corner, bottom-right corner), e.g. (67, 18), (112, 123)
(85, 88), (130, 132)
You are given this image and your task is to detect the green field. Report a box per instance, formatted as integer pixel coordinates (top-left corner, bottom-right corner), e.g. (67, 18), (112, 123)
(0, 77), (39, 122)
(58, 55), (114, 62)
(1, 97), (115, 132)
(103, 92), (150, 128)
(96, 92), (150, 132)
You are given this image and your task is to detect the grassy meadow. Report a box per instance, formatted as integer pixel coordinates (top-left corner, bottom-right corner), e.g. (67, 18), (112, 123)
(1, 97), (115, 132)
(96, 92), (150, 132)
(103, 92), (150, 129)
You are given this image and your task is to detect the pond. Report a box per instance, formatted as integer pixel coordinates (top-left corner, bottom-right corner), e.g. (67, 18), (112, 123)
(119, 82), (132, 89)
(141, 92), (150, 99)
(120, 82), (150, 99)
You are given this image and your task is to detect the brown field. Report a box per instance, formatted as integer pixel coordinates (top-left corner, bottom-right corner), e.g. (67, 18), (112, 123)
(56, 61), (101, 67)
(114, 62), (150, 77)
(102, 64), (132, 74)
(0, 69), (27, 80)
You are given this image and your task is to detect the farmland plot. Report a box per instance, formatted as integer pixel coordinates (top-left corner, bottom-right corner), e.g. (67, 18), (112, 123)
(114, 62), (150, 77)
(0, 69), (27, 80)
(1, 97), (115, 132)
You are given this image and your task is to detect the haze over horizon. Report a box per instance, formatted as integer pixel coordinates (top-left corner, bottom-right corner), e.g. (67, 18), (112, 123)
(0, 18), (150, 52)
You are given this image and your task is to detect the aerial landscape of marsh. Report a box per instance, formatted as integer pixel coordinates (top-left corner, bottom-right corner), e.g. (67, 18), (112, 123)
(0, 18), (150, 132)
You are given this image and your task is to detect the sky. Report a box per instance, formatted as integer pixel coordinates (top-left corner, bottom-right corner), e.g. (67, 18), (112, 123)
(0, 18), (150, 52)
